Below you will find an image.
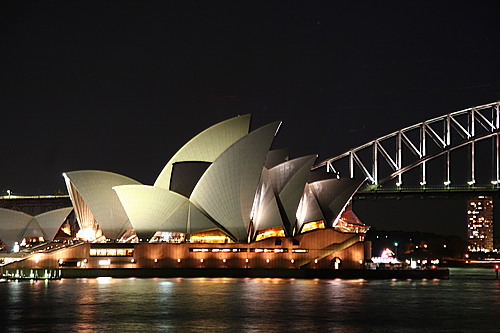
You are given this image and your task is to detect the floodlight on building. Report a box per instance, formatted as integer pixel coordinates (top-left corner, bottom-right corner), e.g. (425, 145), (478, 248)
(99, 259), (111, 266)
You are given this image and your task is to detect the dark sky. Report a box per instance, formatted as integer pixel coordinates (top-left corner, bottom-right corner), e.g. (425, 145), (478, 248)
(1, 2), (499, 237)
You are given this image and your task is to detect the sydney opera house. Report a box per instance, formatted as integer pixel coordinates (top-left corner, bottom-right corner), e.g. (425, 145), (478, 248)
(0, 115), (370, 278)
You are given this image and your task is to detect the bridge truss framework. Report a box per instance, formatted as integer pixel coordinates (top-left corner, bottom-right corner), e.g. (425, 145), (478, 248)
(313, 102), (500, 192)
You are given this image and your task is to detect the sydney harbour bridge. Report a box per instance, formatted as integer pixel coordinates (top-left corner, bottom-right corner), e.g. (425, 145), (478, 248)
(1, 102), (500, 214)
(313, 101), (500, 199)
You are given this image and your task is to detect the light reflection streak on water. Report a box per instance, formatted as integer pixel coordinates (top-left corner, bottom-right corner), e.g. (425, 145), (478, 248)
(0, 268), (498, 332)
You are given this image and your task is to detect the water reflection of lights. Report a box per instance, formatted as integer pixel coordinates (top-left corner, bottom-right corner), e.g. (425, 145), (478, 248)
(96, 277), (113, 283)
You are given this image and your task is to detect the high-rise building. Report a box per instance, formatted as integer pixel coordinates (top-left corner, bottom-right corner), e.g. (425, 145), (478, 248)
(467, 196), (494, 252)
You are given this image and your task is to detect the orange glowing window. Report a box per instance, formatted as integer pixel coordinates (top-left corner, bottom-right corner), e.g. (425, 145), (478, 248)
(301, 220), (325, 233)
(189, 229), (233, 244)
(255, 227), (285, 241)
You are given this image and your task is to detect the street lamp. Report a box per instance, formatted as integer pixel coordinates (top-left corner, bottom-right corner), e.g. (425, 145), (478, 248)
(394, 242), (399, 259)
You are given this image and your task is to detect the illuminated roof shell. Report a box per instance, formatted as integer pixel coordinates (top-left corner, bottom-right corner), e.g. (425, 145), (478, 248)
(63, 170), (141, 240)
(154, 114), (251, 190)
(190, 121), (281, 241)
(308, 178), (366, 227)
(253, 155), (317, 235)
(0, 208), (36, 250)
(269, 154), (317, 234)
(113, 185), (215, 240)
(34, 207), (73, 241)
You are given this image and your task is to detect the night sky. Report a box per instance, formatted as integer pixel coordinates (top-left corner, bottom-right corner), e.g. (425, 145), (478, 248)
(1, 2), (499, 237)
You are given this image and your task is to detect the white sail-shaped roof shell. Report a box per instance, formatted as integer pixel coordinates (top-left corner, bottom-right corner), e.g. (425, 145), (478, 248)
(252, 169), (282, 232)
(296, 185), (326, 232)
(34, 207), (73, 241)
(190, 121), (281, 242)
(115, 185), (220, 240)
(63, 170), (141, 240)
(23, 219), (44, 239)
(308, 178), (366, 227)
(188, 202), (219, 235)
(0, 208), (34, 250)
(155, 114), (251, 190)
(252, 155), (316, 234)
(269, 155), (317, 233)
(255, 196), (283, 232)
(114, 185), (190, 240)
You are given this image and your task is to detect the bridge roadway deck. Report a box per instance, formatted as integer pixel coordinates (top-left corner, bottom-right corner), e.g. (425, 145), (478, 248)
(355, 185), (500, 200)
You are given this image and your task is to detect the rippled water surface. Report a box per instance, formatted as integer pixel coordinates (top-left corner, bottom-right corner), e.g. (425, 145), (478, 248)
(1, 268), (499, 332)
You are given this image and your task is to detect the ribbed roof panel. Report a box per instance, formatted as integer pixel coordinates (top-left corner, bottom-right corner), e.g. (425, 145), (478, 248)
(154, 114), (251, 190)
(309, 178), (366, 227)
(34, 207), (73, 241)
(296, 185), (325, 232)
(271, 155), (317, 233)
(114, 185), (189, 240)
(255, 196), (283, 231)
(0, 208), (34, 250)
(63, 170), (141, 240)
(188, 203), (218, 234)
(190, 121), (281, 242)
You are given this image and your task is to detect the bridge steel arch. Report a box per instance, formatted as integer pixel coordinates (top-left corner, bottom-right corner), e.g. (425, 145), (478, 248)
(313, 102), (500, 191)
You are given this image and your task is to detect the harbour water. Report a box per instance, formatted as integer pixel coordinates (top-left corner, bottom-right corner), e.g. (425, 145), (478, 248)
(0, 268), (498, 332)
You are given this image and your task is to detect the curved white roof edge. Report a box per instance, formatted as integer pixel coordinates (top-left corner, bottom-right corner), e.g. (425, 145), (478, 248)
(113, 184), (189, 240)
(34, 207), (73, 241)
(252, 155), (317, 234)
(254, 195), (283, 232)
(190, 120), (282, 242)
(308, 178), (366, 227)
(270, 154), (318, 234)
(0, 208), (35, 250)
(295, 184), (326, 232)
(63, 170), (142, 240)
(154, 114), (251, 190)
